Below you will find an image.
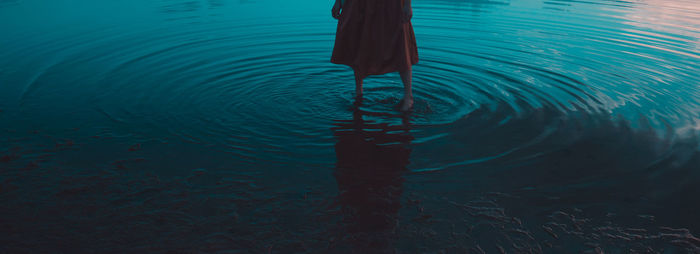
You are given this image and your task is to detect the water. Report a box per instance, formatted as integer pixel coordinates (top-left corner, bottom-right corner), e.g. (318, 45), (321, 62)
(1, 0), (699, 252)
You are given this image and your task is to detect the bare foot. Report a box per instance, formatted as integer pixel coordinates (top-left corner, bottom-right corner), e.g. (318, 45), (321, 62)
(400, 96), (413, 112)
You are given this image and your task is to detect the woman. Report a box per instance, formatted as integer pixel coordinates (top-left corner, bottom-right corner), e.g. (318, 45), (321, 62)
(331, 0), (419, 111)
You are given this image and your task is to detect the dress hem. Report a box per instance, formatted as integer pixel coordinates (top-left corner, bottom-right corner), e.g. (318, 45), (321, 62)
(330, 59), (419, 79)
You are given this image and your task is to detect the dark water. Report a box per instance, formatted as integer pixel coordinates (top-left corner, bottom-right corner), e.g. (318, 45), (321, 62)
(1, 0), (700, 252)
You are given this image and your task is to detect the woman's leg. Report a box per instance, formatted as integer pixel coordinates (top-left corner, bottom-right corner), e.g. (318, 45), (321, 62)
(399, 66), (413, 111)
(354, 70), (363, 97)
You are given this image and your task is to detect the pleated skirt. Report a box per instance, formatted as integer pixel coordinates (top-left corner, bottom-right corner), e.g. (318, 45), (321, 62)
(330, 0), (419, 80)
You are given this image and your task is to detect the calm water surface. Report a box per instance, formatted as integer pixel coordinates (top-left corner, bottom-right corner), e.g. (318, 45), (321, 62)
(1, 0), (700, 252)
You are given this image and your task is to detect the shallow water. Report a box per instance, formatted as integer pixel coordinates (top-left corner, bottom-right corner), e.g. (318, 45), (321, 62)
(1, 0), (700, 252)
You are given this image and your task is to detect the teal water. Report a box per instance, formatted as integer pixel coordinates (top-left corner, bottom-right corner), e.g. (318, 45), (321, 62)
(1, 0), (700, 252)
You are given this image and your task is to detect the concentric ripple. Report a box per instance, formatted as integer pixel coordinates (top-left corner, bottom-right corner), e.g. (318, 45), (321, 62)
(1, 0), (700, 252)
(2, 0), (699, 160)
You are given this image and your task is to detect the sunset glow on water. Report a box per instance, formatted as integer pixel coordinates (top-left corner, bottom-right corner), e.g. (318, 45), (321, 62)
(1, 0), (699, 252)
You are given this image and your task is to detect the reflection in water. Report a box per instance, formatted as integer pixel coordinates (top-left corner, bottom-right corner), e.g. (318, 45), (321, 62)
(622, 0), (700, 51)
(331, 99), (413, 252)
(1, 0), (700, 251)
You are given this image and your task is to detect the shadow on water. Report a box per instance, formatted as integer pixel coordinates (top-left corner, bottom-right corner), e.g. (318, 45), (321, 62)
(330, 99), (413, 253)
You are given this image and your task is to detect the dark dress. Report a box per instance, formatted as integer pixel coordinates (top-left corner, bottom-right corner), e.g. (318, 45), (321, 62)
(331, 0), (419, 80)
